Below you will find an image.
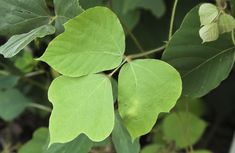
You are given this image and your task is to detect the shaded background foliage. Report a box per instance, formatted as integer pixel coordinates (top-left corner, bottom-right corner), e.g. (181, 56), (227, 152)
(0, 0), (235, 153)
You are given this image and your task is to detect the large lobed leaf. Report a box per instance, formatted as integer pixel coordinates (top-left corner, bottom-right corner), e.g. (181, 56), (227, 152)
(118, 59), (182, 140)
(39, 7), (125, 77)
(48, 74), (114, 144)
(162, 5), (235, 98)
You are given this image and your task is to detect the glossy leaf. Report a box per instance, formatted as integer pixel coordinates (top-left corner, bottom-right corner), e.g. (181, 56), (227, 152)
(199, 23), (219, 43)
(0, 25), (55, 58)
(199, 3), (218, 26)
(218, 13), (235, 34)
(118, 59), (182, 140)
(48, 74), (114, 144)
(0, 0), (51, 35)
(112, 112), (140, 153)
(0, 89), (30, 121)
(39, 7), (125, 77)
(54, 0), (84, 32)
(162, 5), (235, 98)
(163, 112), (207, 148)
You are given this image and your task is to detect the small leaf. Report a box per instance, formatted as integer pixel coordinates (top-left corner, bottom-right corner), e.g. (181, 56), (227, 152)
(193, 150), (212, 153)
(14, 51), (35, 73)
(0, 89), (30, 121)
(0, 74), (19, 90)
(19, 128), (93, 153)
(118, 59), (182, 140)
(18, 128), (49, 153)
(199, 23), (219, 43)
(48, 74), (114, 144)
(199, 3), (219, 26)
(53, 0), (84, 32)
(140, 144), (163, 153)
(39, 7), (125, 77)
(112, 112), (140, 153)
(123, 0), (166, 18)
(0, 0), (51, 35)
(218, 13), (235, 34)
(0, 25), (55, 58)
(162, 112), (207, 148)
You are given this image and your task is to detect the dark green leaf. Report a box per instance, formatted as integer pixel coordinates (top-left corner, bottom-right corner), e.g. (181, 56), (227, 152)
(0, 25), (55, 58)
(0, 89), (30, 121)
(0, 74), (19, 89)
(162, 5), (235, 98)
(112, 112), (140, 153)
(54, 0), (84, 32)
(0, 0), (51, 35)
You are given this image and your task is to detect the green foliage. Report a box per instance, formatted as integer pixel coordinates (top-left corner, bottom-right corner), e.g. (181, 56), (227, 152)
(0, 25), (55, 58)
(118, 59), (182, 140)
(163, 5), (235, 98)
(48, 74), (114, 144)
(19, 128), (93, 153)
(0, 0), (51, 35)
(1, 0), (233, 152)
(0, 89), (30, 121)
(53, 0), (84, 32)
(39, 7), (125, 77)
(162, 112), (207, 148)
(112, 112), (140, 153)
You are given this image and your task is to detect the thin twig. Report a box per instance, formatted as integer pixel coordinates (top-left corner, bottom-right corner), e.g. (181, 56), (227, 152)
(108, 57), (129, 77)
(127, 45), (166, 59)
(28, 103), (52, 112)
(168, 0), (179, 40)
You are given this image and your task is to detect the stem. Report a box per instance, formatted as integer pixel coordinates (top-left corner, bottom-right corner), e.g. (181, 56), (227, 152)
(128, 45), (166, 59)
(22, 77), (48, 91)
(24, 70), (45, 77)
(123, 24), (145, 53)
(28, 103), (52, 112)
(48, 16), (57, 24)
(232, 30), (235, 46)
(108, 57), (128, 77)
(168, 0), (179, 40)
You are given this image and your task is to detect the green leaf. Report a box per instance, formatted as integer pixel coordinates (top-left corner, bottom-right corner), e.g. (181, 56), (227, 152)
(47, 135), (93, 153)
(162, 112), (207, 148)
(175, 98), (206, 117)
(0, 74), (19, 90)
(112, 112), (140, 153)
(198, 3), (219, 26)
(199, 23), (219, 43)
(118, 59), (182, 140)
(162, 5), (235, 98)
(0, 25), (55, 58)
(48, 74), (114, 144)
(79, 0), (106, 9)
(112, 0), (140, 30)
(140, 144), (163, 153)
(0, 0), (51, 35)
(14, 51), (35, 73)
(19, 128), (49, 153)
(39, 7), (125, 77)
(218, 13), (235, 34)
(123, 0), (166, 18)
(19, 128), (93, 153)
(54, 0), (84, 32)
(0, 89), (30, 121)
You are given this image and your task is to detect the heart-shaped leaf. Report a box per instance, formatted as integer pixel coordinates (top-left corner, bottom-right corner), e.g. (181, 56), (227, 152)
(48, 74), (114, 144)
(39, 7), (125, 77)
(118, 59), (182, 140)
